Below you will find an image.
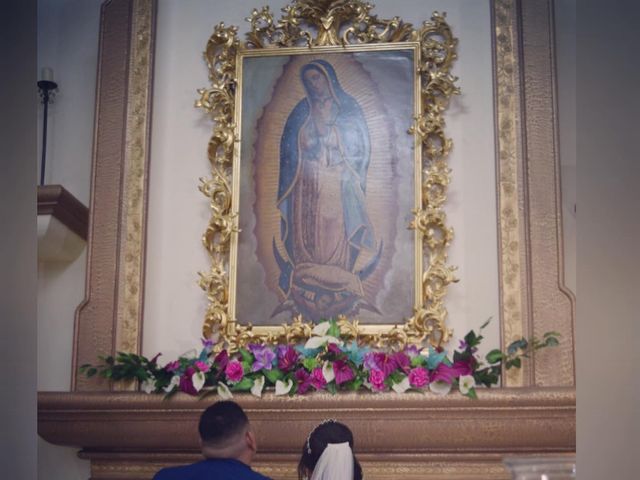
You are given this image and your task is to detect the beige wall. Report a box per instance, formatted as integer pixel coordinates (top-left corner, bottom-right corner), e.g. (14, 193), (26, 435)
(144, 0), (502, 363)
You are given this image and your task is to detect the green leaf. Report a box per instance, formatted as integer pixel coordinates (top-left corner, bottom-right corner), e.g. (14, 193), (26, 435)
(326, 382), (337, 394)
(485, 349), (503, 364)
(327, 320), (341, 339)
(263, 368), (284, 384)
(506, 357), (522, 370)
(480, 317), (493, 330)
(347, 378), (364, 391)
(507, 338), (528, 355)
(465, 387), (478, 399)
(543, 331), (561, 338)
(239, 348), (253, 364)
(230, 377), (253, 391)
(464, 330), (478, 347)
(302, 357), (320, 371)
(543, 336), (560, 347)
(389, 371), (405, 384)
(410, 355), (426, 367)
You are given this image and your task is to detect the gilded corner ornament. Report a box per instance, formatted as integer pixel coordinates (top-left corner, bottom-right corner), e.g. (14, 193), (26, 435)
(197, 1), (459, 350)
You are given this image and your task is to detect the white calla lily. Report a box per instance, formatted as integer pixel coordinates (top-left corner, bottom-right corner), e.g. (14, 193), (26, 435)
(312, 321), (332, 336)
(429, 380), (452, 396)
(251, 376), (266, 398)
(179, 348), (198, 359)
(163, 375), (180, 393)
(392, 376), (411, 393)
(304, 335), (343, 349)
(322, 361), (335, 383)
(141, 378), (156, 394)
(217, 382), (233, 399)
(275, 379), (293, 396)
(192, 371), (205, 392)
(458, 375), (476, 395)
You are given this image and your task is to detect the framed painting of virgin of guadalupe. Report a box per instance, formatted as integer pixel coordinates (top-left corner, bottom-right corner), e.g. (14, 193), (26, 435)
(197, 2), (459, 350)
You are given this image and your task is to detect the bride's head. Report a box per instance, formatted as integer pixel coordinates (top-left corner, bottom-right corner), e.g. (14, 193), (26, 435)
(298, 420), (363, 480)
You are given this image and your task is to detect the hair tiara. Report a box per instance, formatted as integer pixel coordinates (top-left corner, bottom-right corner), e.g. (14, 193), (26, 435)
(306, 418), (338, 454)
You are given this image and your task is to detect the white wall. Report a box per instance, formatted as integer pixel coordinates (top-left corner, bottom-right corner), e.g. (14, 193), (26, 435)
(144, 0), (501, 362)
(37, 0), (101, 478)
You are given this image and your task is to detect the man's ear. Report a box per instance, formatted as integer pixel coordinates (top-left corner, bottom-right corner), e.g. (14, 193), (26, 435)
(246, 429), (257, 453)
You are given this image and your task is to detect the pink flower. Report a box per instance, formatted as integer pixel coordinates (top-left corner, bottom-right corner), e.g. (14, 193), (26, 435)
(166, 360), (180, 372)
(333, 360), (355, 385)
(375, 353), (398, 377)
(295, 369), (312, 394)
(408, 367), (430, 388)
(369, 368), (386, 391)
(194, 360), (210, 373)
(225, 360), (244, 383)
(179, 367), (197, 395)
(311, 367), (327, 390)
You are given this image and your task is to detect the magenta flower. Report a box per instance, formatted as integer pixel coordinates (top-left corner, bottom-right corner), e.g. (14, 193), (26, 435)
(166, 360), (180, 372)
(214, 350), (229, 370)
(194, 360), (210, 373)
(295, 368), (312, 394)
(391, 352), (411, 373)
(408, 367), (430, 388)
(451, 360), (474, 377)
(249, 344), (276, 372)
(375, 353), (398, 377)
(277, 345), (299, 372)
(430, 362), (456, 384)
(333, 359), (355, 385)
(225, 360), (244, 383)
(311, 367), (327, 390)
(369, 368), (386, 391)
(327, 343), (342, 355)
(179, 367), (198, 395)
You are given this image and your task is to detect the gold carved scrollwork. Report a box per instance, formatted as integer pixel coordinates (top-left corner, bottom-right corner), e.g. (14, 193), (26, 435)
(197, 1), (459, 350)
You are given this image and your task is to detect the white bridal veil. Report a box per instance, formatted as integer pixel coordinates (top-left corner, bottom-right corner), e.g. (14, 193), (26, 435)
(310, 442), (354, 480)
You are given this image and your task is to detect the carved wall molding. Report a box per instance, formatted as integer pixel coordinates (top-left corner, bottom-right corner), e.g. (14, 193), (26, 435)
(72, 0), (156, 391)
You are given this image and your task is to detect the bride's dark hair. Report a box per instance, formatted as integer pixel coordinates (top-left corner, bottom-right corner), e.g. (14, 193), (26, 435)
(297, 420), (363, 480)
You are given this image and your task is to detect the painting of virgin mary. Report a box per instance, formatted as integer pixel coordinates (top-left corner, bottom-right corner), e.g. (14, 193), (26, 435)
(273, 60), (383, 320)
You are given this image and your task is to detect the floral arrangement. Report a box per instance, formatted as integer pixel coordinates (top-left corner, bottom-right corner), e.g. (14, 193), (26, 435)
(80, 319), (559, 399)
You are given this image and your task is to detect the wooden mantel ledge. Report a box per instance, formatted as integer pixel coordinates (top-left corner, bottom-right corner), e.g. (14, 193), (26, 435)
(37, 184), (89, 240)
(38, 387), (576, 454)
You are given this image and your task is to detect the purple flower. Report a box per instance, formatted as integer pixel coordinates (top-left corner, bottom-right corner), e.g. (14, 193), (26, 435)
(295, 368), (312, 394)
(179, 367), (198, 395)
(311, 367), (327, 390)
(458, 339), (468, 350)
(363, 352), (379, 370)
(404, 345), (421, 358)
(166, 360), (180, 373)
(327, 343), (342, 355)
(333, 360), (355, 385)
(249, 344), (276, 372)
(391, 352), (411, 373)
(408, 367), (430, 388)
(214, 350), (229, 371)
(277, 345), (299, 372)
(430, 363), (456, 384)
(369, 368), (386, 391)
(202, 338), (214, 350)
(225, 360), (244, 383)
(194, 360), (210, 373)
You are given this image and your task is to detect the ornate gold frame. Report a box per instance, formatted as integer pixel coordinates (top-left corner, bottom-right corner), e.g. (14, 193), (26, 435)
(195, 1), (459, 350)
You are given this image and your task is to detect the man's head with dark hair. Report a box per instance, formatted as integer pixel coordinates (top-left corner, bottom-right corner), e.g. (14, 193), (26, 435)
(198, 401), (258, 466)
